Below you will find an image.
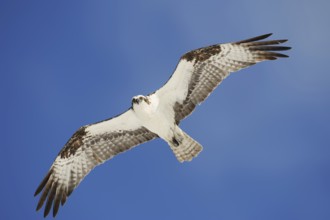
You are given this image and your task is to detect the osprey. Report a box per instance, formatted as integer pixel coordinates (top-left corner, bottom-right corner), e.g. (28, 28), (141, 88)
(35, 33), (290, 217)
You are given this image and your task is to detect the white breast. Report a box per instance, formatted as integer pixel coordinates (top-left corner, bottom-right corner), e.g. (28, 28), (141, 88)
(133, 94), (174, 140)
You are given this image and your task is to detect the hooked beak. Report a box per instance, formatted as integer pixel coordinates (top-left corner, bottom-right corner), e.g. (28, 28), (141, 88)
(132, 98), (139, 104)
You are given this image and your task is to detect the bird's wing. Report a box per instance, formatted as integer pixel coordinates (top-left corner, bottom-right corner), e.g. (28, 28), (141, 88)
(34, 109), (157, 217)
(155, 33), (291, 124)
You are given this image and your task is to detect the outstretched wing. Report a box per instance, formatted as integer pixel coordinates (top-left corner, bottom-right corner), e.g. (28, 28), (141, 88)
(34, 109), (157, 217)
(155, 33), (291, 124)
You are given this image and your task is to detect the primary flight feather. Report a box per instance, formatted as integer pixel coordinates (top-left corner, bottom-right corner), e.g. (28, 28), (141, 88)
(35, 33), (291, 217)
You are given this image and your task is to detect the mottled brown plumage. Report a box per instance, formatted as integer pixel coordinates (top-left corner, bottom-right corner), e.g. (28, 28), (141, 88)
(59, 126), (87, 159)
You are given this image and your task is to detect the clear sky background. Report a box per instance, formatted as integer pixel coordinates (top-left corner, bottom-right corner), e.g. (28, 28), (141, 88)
(1, 0), (329, 219)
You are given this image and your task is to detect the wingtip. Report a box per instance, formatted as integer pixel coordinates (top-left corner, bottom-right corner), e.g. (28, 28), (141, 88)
(53, 210), (59, 218)
(274, 52), (290, 58)
(34, 185), (43, 197)
(265, 53), (289, 60)
(264, 33), (273, 37)
(278, 39), (288, 43)
(44, 206), (51, 218)
(235, 33), (274, 44)
(35, 169), (53, 197)
(36, 203), (43, 212)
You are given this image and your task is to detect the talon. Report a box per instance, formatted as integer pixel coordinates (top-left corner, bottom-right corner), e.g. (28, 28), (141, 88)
(172, 137), (180, 147)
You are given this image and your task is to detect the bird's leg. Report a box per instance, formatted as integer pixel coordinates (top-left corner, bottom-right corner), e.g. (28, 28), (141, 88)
(170, 126), (184, 147)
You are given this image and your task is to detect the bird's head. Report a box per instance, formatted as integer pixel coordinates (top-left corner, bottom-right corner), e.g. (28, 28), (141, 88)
(132, 95), (150, 106)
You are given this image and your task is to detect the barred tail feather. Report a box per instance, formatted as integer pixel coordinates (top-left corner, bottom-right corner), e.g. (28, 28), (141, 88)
(169, 129), (203, 163)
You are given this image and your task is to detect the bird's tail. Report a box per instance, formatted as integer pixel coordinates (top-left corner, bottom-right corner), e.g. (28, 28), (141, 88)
(168, 126), (203, 163)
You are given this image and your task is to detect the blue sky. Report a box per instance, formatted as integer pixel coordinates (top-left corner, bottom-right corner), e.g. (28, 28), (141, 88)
(1, 0), (330, 219)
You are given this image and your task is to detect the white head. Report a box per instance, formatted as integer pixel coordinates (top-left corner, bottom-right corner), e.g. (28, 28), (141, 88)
(132, 95), (150, 106)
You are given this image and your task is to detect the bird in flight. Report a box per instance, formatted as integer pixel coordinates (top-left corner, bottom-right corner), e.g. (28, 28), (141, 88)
(35, 33), (290, 217)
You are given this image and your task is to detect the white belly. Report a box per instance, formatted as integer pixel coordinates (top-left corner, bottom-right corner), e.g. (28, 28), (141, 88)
(133, 94), (174, 140)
